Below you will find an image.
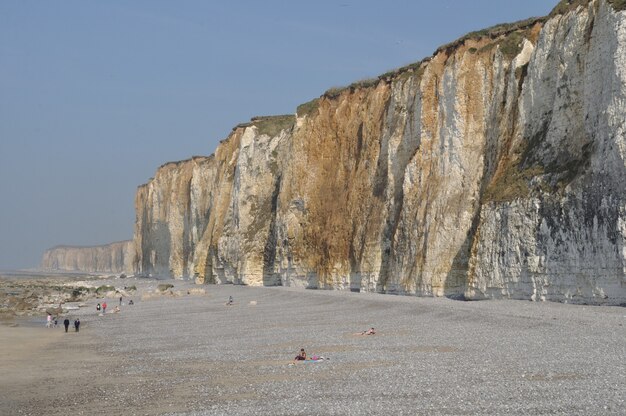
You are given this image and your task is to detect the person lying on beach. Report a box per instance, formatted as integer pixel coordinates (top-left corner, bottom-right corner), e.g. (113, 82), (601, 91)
(356, 327), (376, 335)
(290, 352), (329, 365)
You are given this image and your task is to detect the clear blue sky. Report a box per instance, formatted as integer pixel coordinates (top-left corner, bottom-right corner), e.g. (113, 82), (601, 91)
(0, 0), (555, 270)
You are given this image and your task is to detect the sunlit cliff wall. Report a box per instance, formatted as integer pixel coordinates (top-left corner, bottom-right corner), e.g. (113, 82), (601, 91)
(134, 0), (626, 305)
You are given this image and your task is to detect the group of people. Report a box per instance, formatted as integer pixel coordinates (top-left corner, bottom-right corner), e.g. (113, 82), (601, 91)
(59, 317), (80, 333)
(293, 327), (376, 362)
(47, 296), (138, 334)
(96, 298), (133, 314)
(46, 314), (79, 333)
(293, 348), (328, 362)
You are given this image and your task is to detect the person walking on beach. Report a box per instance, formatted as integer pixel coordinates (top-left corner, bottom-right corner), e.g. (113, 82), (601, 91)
(74, 318), (80, 332)
(96, 303), (101, 312)
(63, 318), (70, 333)
(46, 314), (52, 328)
(119, 296), (123, 306)
(102, 302), (107, 314)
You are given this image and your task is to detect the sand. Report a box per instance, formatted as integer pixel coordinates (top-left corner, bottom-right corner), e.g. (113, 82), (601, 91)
(0, 277), (624, 415)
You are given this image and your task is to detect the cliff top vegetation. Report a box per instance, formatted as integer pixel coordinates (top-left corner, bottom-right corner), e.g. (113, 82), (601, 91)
(434, 16), (545, 57)
(157, 156), (211, 170)
(236, 0), (623, 159)
(235, 115), (295, 136)
(550, 0), (626, 16)
(611, 0), (626, 10)
(47, 241), (132, 250)
(316, 13), (546, 102)
(309, 0), (625, 106)
(296, 98), (320, 118)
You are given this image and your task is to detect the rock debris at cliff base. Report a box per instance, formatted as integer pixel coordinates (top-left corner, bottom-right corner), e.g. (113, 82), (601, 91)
(1, 278), (624, 415)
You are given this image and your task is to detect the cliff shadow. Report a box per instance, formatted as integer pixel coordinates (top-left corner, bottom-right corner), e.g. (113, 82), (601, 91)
(141, 221), (171, 278)
(442, 212), (479, 301)
(262, 175), (282, 286)
(442, 55), (533, 300)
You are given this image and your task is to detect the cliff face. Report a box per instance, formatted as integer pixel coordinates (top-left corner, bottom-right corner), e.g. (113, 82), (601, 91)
(467, 1), (626, 303)
(134, 0), (626, 305)
(42, 240), (134, 274)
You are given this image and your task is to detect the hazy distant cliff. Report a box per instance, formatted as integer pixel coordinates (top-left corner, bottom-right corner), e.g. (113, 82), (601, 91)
(42, 241), (134, 274)
(134, 0), (626, 305)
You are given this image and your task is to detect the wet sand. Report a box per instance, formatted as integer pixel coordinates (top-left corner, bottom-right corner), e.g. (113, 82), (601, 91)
(0, 325), (65, 385)
(0, 323), (104, 413)
(0, 278), (624, 415)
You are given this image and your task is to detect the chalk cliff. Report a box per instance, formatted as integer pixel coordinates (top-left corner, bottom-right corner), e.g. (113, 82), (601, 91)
(42, 240), (134, 274)
(134, 0), (626, 305)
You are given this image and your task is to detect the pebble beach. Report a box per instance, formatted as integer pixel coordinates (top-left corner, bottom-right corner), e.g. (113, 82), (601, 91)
(1, 276), (624, 415)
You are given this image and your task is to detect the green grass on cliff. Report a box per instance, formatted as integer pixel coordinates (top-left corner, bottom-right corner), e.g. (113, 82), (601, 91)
(483, 122), (592, 203)
(379, 61), (426, 83)
(383, 0), (626, 81)
(234, 115), (295, 136)
(321, 61), (426, 101)
(322, 77), (380, 99)
(551, 0), (626, 15)
(498, 31), (527, 60)
(550, 0), (592, 16)
(296, 98), (320, 118)
(293, 0), (626, 127)
(608, 0), (626, 10)
(321, 16), (540, 97)
(436, 17), (544, 56)
(482, 164), (545, 203)
(477, 30), (527, 60)
(251, 115), (295, 137)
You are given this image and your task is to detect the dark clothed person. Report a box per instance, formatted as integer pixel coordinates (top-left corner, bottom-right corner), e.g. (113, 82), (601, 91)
(63, 318), (70, 333)
(295, 348), (307, 361)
